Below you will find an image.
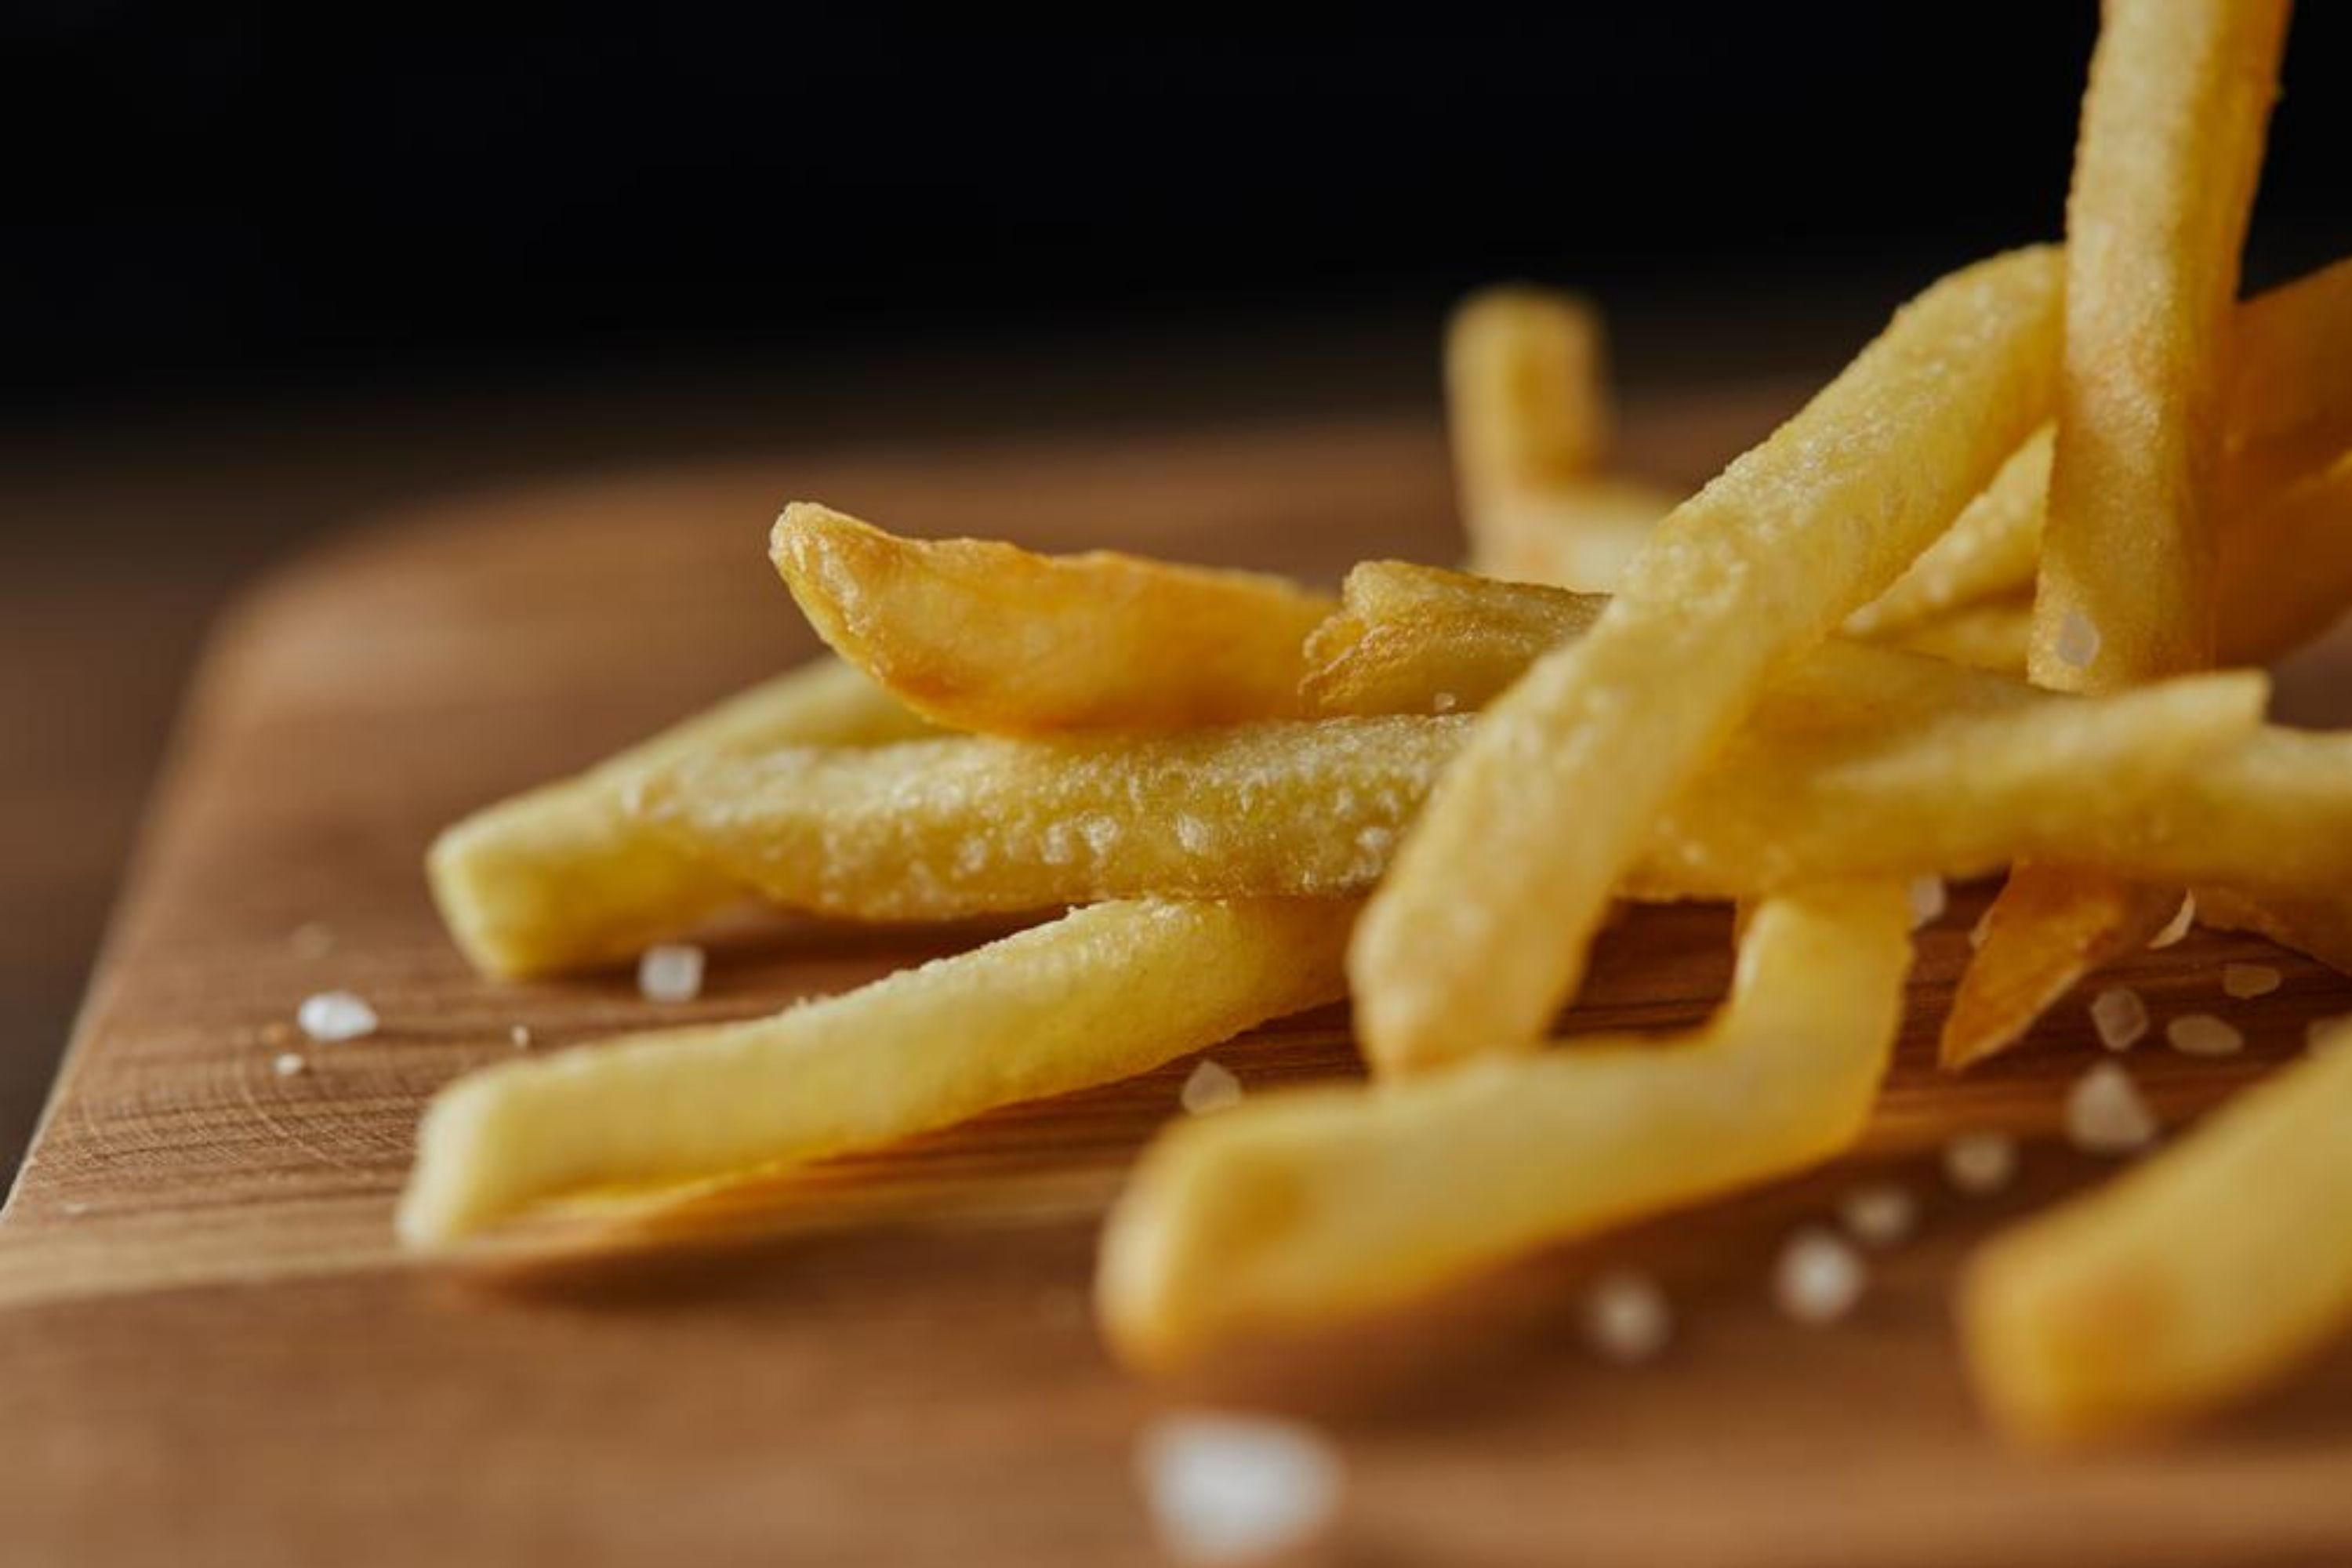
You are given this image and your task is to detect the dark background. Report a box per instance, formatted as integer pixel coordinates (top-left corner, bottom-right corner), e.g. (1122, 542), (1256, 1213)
(1, 5), (2346, 1174)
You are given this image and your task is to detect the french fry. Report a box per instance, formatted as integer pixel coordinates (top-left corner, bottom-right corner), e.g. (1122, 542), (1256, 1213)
(427, 659), (932, 978)
(1445, 285), (1676, 590)
(2224, 255), (2352, 503)
(1963, 1033), (2352, 1446)
(397, 898), (1355, 1247)
(1098, 883), (1912, 1369)
(636, 673), (2288, 919)
(1881, 597), (2034, 676)
(2218, 458), (2352, 664)
(1948, 0), (2289, 1070)
(1844, 427), (2052, 640)
(1299, 564), (1606, 719)
(2193, 884), (2352, 977)
(770, 503), (1334, 735)
(1352, 246), (2064, 1073)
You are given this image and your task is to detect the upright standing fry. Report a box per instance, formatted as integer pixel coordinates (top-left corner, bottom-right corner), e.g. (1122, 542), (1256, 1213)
(1352, 246), (2063, 1074)
(1944, 0), (2289, 1070)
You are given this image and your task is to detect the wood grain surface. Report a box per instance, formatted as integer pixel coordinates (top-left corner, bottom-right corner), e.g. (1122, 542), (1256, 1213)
(5, 401), (2351, 1567)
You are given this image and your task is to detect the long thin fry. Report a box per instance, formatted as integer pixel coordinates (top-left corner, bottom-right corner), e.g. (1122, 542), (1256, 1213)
(1352, 246), (2063, 1073)
(1881, 597), (2034, 676)
(1951, 0), (2289, 1070)
(2219, 457), (2352, 664)
(397, 898), (1355, 1247)
(2224, 255), (2352, 502)
(1963, 1035), (2352, 1445)
(636, 673), (2285, 918)
(1097, 883), (1912, 1369)
(771, 503), (1334, 735)
(427, 659), (932, 978)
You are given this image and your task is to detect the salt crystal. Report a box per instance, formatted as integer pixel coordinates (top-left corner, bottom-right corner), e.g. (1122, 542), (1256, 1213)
(2148, 893), (2196, 949)
(1431, 690), (1460, 713)
(2221, 963), (2281, 1000)
(296, 990), (378, 1043)
(2167, 1014), (2244, 1058)
(2088, 987), (2149, 1052)
(1174, 815), (1212, 855)
(1181, 1059), (1243, 1116)
(289, 921), (336, 959)
(2053, 608), (2101, 670)
(1907, 876), (1947, 931)
(1943, 1132), (2016, 1196)
(272, 1052), (307, 1078)
(1773, 1229), (1866, 1325)
(510, 1025), (534, 1049)
(2066, 1062), (2160, 1155)
(1138, 1413), (1343, 1566)
(1582, 1270), (1671, 1364)
(637, 944), (706, 1004)
(1838, 1182), (1918, 1248)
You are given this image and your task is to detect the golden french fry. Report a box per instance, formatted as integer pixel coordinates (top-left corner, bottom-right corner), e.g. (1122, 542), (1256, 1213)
(637, 673), (2283, 919)
(427, 659), (932, 978)
(1845, 427), (2051, 639)
(2219, 457), (2352, 665)
(1300, 563), (1606, 718)
(1881, 597), (2034, 675)
(1097, 883), (1912, 1369)
(1964, 1034), (2352, 1446)
(398, 898), (1354, 1247)
(2192, 884), (2352, 978)
(1352, 246), (2063, 1073)
(1951, 0), (2288, 1070)
(770, 503), (1334, 735)
(1446, 286), (1613, 509)
(2224, 256), (2352, 503)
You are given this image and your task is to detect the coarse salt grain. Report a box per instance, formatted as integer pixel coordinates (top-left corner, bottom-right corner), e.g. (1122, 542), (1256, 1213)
(1137, 1413), (1343, 1566)
(1943, 1132), (2016, 1196)
(510, 1024), (534, 1048)
(1431, 690), (1460, 713)
(1582, 1270), (1671, 1364)
(1773, 1229), (1866, 1326)
(1907, 876), (1947, 931)
(2089, 986), (2150, 1052)
(2053, 608), (2101, 670)
(2065, 1062), (2160, 1155)
(1181, 1059), (1244, 1116)
(1838, 1182), (1918, 1248)
(296, 990), (378, 1044)
(2167, 1014), (2244, 1058)
(272, 1052), (307, 1078)
(637, 943), (705, 1004)
(2222, 963), (2281, 1000)
(2148, 893), (2196, 949)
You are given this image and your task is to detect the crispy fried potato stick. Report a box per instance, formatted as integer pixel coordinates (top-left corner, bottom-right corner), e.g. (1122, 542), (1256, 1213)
(2219, 457), (2352, 664)
(1951, 0), (2289, 1070)
(1097, 883), (1912, 1369)
(771, 503), (1334, 735)
(1882, 597), (2034, 675)
(1299, 564), (1607, 718)
(1964, 1033), (2352, 1446)
(2193, 884), (2352, 976)
(398, 898), (1354, 1247)
(1352, 246), (2063, 1073)
(637, 673), (2287, 918)
(1845, 428), (2052, 639)
(427, 659), (932, 978)
(1444, 287), (1676, 590)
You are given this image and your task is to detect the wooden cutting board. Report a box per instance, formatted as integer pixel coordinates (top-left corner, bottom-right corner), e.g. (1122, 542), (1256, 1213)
(5, 400), (2351, 1568)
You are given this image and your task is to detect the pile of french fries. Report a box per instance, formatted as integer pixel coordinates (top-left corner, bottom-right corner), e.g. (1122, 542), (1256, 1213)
(405, 0), (2352, 1448)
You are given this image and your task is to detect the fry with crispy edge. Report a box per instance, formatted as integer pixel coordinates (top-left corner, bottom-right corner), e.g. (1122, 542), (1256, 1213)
(1098, 882), (1911, 1370)
(1964, 1032), (2352, 1445)
(1843, 428), (2052, 640)
(1352, 246), (2063, 1073)
(771, 503), (1334, 735)
(635, 670), (2295, 917)
(397, 898), (1354, 1247)
(1949, 0), (2289, 1071)
(426, 659), (933, 978)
